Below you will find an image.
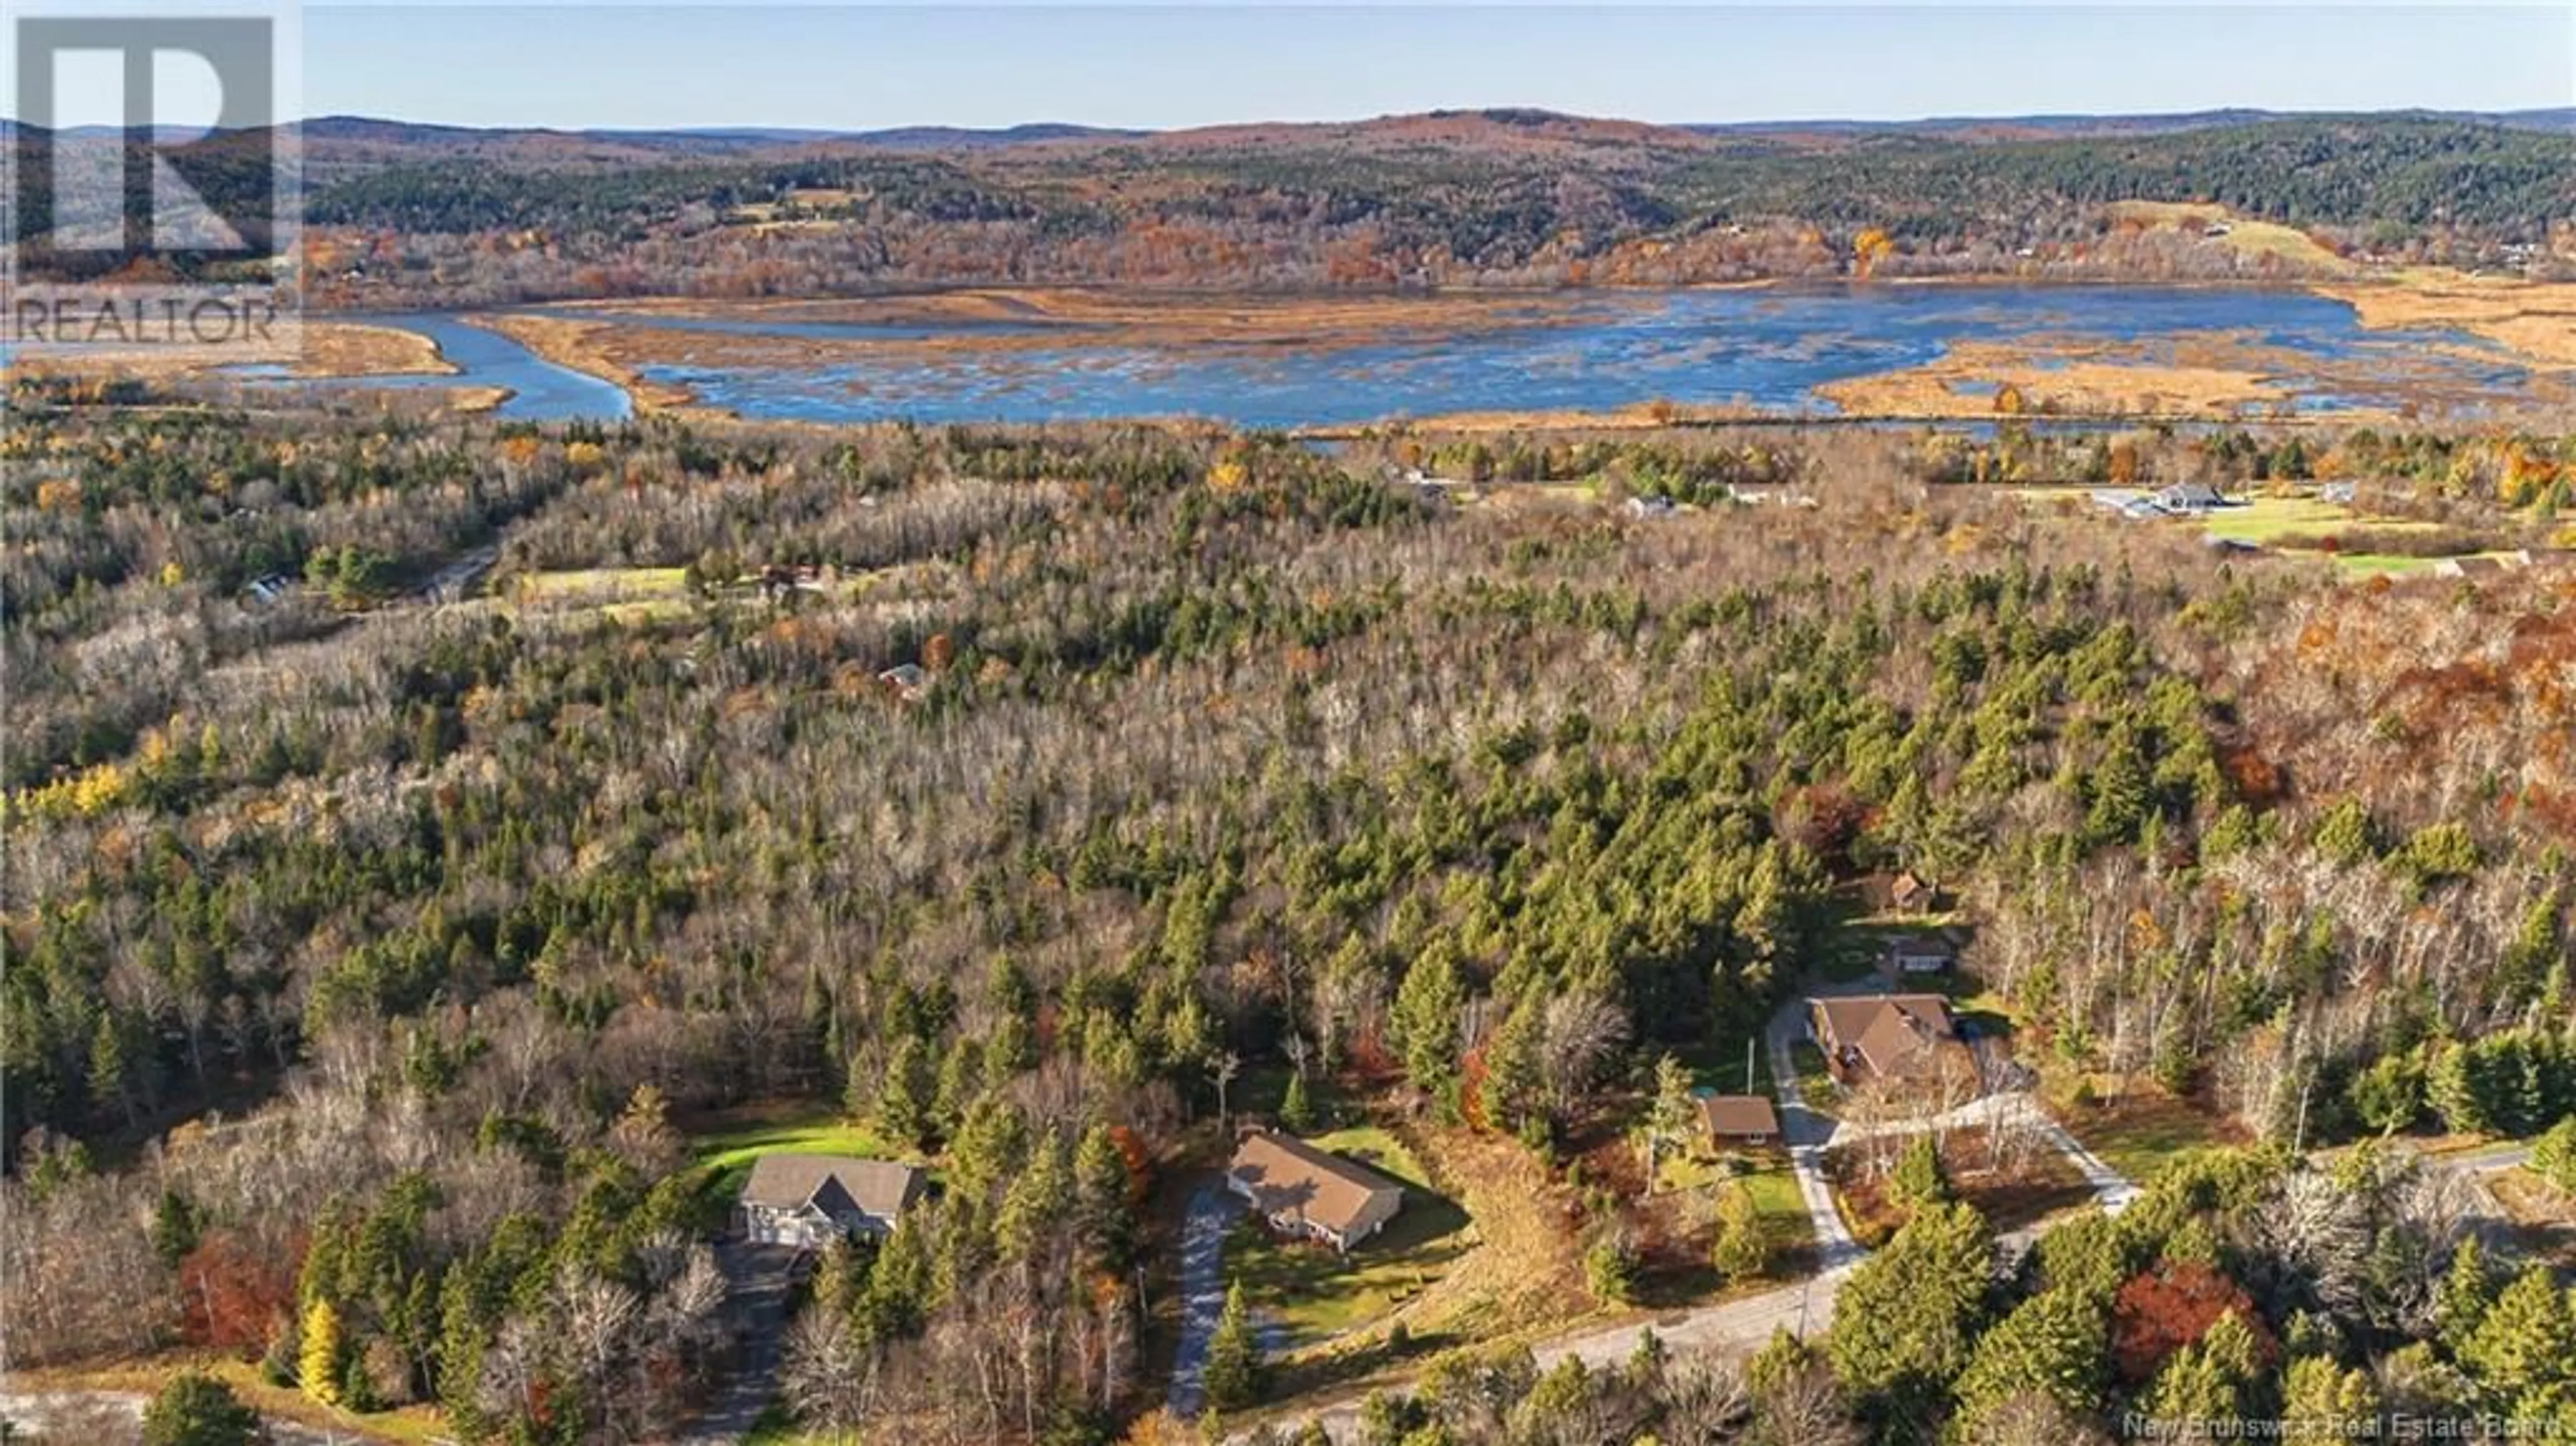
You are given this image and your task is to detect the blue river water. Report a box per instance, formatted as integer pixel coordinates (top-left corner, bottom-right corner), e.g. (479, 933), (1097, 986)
(625, 285), (2522, 428)
(17, 285), (2522, 427)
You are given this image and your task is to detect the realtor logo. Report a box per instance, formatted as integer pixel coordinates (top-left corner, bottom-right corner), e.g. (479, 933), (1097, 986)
(5, 1), (301, 355)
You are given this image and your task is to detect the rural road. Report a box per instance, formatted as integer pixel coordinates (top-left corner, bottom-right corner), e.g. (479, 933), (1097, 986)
(1171, 1186), (1244, 1418)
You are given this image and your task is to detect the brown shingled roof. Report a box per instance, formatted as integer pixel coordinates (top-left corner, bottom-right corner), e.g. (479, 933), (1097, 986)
(1815, 995), (1962, 1080)
(1227, 1131), (1402, 1236)
(1699, 1095), (1780, 1138)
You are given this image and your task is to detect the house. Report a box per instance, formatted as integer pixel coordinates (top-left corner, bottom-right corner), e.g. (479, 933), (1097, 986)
(1809, 994), (1972, 1088)
(1226, 1130), (1405, 1252)
(736, 1154), (925, 1248)
(2149, 482), (2229, 516)
(1700, 1094), (1780, 1146)
(1884, 934), (1957, 977)
(1887, 871), (1937, 915)
(2434, 555), (2512, 578)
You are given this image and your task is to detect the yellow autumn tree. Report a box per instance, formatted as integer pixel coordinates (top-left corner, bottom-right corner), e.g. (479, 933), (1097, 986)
(299, 1298), (343, 1406)
(1853, 227), (1895, 278)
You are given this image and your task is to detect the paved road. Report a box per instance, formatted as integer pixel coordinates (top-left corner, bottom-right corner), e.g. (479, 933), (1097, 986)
(1171, 1186), (1244, 1418)
(676, 1241), (798, 1446)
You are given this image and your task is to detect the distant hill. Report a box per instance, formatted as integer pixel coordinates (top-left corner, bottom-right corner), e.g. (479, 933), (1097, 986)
(1682, 107), (2576, 142)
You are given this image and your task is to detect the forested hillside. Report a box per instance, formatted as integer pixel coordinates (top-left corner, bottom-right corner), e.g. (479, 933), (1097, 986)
(5, 406), (2572, 1443)
(273, 113), (2576, 304)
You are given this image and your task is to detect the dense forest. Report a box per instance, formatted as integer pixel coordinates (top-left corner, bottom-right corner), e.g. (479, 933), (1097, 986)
(272, 113), (2576, 303)
(4, 404), (2573, 1445)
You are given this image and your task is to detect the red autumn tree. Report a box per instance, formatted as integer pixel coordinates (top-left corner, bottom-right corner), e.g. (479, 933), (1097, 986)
(176, 1231), (299, 1354)
(2108, 1260), (2273, 1386)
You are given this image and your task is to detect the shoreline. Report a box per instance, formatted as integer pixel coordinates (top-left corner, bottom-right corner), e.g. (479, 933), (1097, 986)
(460, 273), (2563, 433)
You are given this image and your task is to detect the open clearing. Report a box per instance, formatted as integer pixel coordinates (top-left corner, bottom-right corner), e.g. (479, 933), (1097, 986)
(2106, 201), (2351, 274)
(684, 1100), (910, 1210)
(1229, 1125), (1472, 1349)
(2043, 1080), (2239, 1184)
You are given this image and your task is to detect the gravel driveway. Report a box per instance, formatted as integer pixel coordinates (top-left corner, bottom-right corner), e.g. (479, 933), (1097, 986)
(1169, 1185), (1243, 1417)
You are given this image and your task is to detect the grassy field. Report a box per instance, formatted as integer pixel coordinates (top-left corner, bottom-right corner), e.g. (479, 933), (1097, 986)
(1228, 1125), (1473, 1349)
(2043, 1079), (2237, 1184)
(2106, 201), (2349, 273)
(6, 1357), (447, 1446)
(509, 566), (698, 620)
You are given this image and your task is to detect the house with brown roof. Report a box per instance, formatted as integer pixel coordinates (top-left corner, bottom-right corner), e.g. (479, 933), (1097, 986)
(737, 1154), (926, 1248)
(1809, 994), (1973, 1089)
(1699, 1094), (1780, 1146)
(1226, 1130), (1405, 1252)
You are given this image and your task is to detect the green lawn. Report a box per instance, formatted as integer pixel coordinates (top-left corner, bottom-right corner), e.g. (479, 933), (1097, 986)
(684, 1101), (911, 1213)
(1789, 1041), (1839, 1107)
(2042, 1078), (2234, 1184)
(1668, 1031), (1774, 1099)
(1225, 1126), (1473, 1349)
(2336, 553), (2446, 577)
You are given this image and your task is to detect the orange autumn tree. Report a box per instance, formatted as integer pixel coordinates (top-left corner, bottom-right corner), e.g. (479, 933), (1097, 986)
(2110, 1260), (2274, 1385)
(1853, 227), (1896, 278)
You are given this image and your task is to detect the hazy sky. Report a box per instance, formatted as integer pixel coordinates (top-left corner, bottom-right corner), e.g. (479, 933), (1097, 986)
(298, 4), (2575, 130)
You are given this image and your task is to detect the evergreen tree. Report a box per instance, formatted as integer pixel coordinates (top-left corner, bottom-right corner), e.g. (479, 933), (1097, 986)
(2279, 1355), (2379, 1437)
(150, 1187), (203, 1270)
(1646, 1054), (1700, 1191)
(1953, 1288), (2109, 1426)
(142, 1373), (260, 1446)
(1480, 995), (1546, 1133)
(2532, 1117), (2576, 1194)
(996, 1131), (1071, 1263)
(1585, 1229), (1640, 1306)
(2140, 1310), (2259, 1432)
(1711, 1183), (1768, 1284)
(1280, 1070), (1316, 1134)
(2434, 1235), (2499, 1350)
(1392, 947), (1467, 1093)
(1826, 1201), (1992, 1432)
(1073, 1121), (1136, 1266)
(867, 1036), (936, 1150)
(1890, 1135), (1949, 1211)
(2461, 1265), (2576, 1410)
(1201, 1280), (1263, 1410)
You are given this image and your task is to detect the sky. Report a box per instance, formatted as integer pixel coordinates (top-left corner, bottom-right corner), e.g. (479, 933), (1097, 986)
(278, 3), (2576, 130)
